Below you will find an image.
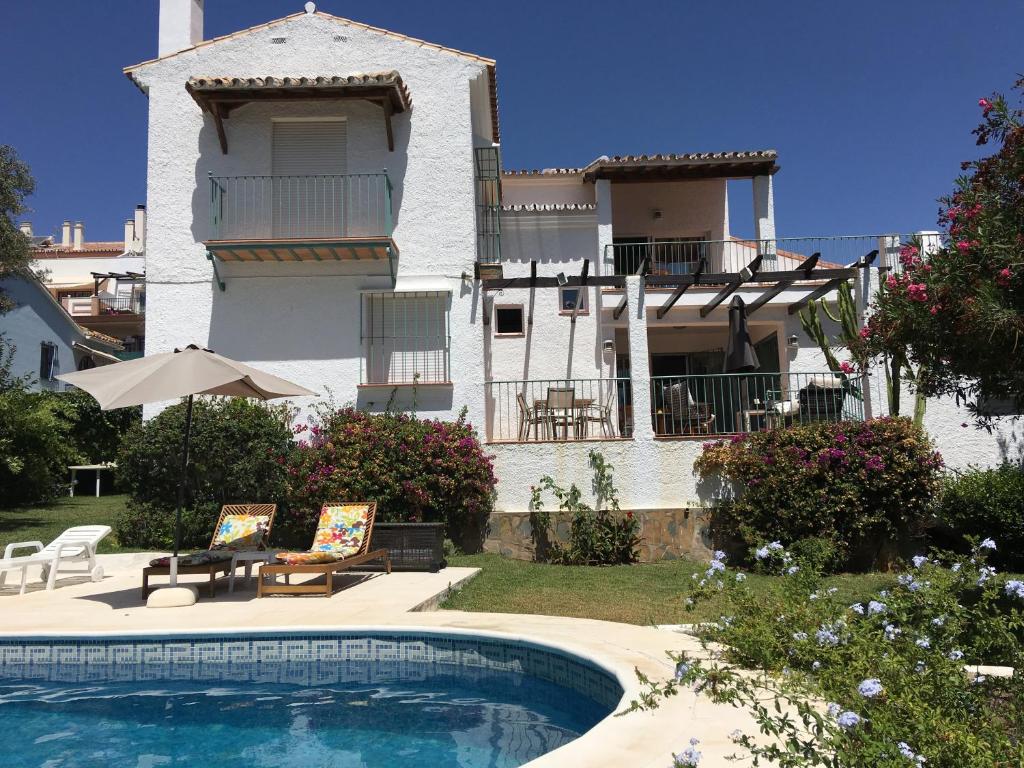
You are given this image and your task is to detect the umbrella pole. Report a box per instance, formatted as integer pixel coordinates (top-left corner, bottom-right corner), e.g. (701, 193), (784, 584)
(170, 393), (194, 587)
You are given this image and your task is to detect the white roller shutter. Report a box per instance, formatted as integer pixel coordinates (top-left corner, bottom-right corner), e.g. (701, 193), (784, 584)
(271, 120), (347, 237)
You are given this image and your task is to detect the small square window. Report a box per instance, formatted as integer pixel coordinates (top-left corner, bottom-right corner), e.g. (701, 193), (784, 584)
(559, 287), (588, 314)
(494, 305), (524, 335)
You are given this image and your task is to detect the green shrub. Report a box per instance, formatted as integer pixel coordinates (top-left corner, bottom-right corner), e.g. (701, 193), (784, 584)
(529, 450), (641, 565)
(115, 398), (293, 550)
(44, 388), (141, 464)
(631, 541), (1024, 768)
(935, 462), (1024, 570)
(0, 387), (81, 505)
(285, 407), (496, 551)
(696, 417), (943, 571)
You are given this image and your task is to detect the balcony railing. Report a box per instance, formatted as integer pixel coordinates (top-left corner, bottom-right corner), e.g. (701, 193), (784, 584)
(607, 235), (922, 276)
(98, 295), (144, 315)
(485, 378), (632, 443)
(209, 173), (392, 241)
(650, 371), (865, 437)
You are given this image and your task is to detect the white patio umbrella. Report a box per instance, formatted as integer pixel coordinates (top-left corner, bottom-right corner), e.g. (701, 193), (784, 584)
(57, 345), (314, 596)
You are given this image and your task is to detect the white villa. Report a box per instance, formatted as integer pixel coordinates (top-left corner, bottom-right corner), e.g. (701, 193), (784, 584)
(127, 1), (1021, 558)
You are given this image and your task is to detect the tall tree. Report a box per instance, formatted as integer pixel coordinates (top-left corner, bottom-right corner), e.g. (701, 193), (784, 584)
(0, 145), (36, 313)
(855, 79), (1024, 423)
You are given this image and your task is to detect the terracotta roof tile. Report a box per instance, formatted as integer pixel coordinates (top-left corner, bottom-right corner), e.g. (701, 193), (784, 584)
(500, 203), (596, 212)
(187, 71), (412, 111)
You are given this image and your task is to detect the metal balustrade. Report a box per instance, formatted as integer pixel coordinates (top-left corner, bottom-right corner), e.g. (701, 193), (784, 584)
(650, 371), (865, 436)
(606, 235), (924, 276)
(209, 173), (392, 241)
(98, 295), (144, 314)
(485, 378), (632, 442)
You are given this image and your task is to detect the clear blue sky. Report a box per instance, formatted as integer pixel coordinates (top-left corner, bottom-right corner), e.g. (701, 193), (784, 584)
(3, 0), (1021, 241)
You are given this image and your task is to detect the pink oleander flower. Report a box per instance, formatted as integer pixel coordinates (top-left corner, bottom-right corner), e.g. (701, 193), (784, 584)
(839, 361), (855, 374)
(930, 305), (939, 315)
(886, 274), (898, 289)
(907, 283), (928, 302)
(859, 326), (871, 339)
(996, 267), (1012, 287)
(979, 97), (992, 113)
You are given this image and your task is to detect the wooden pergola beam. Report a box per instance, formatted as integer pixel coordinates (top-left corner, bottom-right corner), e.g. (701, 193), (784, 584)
(700, 255), (763, 317)
(657, 257), (706, 319)
(746, 252), (820, 315)
(211, 102), (228, 154)
(612, 295), (628, 320)
(785, 250), (878, 315)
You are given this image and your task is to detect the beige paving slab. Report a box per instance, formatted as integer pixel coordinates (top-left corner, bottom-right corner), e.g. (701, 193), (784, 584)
(0, 553), (759, 767)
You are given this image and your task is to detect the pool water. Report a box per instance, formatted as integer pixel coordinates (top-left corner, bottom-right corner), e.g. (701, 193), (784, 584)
(0, 660), (611, 767)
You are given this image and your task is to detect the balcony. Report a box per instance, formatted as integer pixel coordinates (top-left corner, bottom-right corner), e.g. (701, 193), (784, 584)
(607, 234), (918, 277)
(650, 371), (864, 437)
(205, 173), (398, 280)
(485, 378), (633, 443)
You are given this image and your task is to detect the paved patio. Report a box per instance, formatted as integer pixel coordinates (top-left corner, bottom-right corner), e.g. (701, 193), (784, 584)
(1, 553), (755, 767)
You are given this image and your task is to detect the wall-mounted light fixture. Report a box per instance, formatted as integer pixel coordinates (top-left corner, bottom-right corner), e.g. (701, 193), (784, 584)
(602, 339), (616, 355)
(787, 334), (800, 349)
(556, 272), (568, 286)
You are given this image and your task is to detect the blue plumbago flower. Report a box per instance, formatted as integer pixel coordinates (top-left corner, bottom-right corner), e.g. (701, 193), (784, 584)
(1005, 580), (1024, 599)
(837, 711), (861, 729)
(912, 555), (928, 568)
(879, 590), (889, 598)
(715, 580), (724, 590)
(691, 573), (699, 580)
(980, 537), (997, 550)
(827, 587), (838, 595)
(768, 541), (784, 551)
(812, 661), (821, 671)
(827, 703), (842, 717)
(867, 600), (887, 615)
(948, 649), (964, 661)
(754, 546), (770, 560)
(713, 550), (727, 562)
(674, 738), (702, 767)
(915, 637), (931, 649)
(787, 565), (800, 575)
(734, 572), (746, 582)
(793, 631), (808, 641)
(675, 662), (690, 681)
(931, 616), (946, 627)
(809, 592), (819, 601)
(914, 661), (926, 673)
(977, 566), (997, 586)
(951, 563), (962, 573)
(858, 678), (884, 698)
(851, 603), (865, 614)
(720, 615), (733, 626)
(816, 626), (841, 646)
(707, 559), (726, 573)
(884, 624), (901, 640)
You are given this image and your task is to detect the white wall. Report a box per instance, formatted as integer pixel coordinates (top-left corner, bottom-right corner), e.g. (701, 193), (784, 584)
(611, 179), (728, 241)
(133, 13), (490, 425)
(34, 255), (145, 286)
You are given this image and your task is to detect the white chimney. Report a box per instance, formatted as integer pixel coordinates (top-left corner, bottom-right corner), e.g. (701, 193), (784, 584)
(159, 0), (204, 58)
(124, 219), (136, 251)
(18, 222), (32, 237)
(61, 221), (72, 247)
(73, 221), (84, 251)
(133, 205), (146, 252)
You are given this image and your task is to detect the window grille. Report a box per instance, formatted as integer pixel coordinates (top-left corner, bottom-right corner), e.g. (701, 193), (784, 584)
(362, 292), (450, 384)
(474, 147), (502, 264)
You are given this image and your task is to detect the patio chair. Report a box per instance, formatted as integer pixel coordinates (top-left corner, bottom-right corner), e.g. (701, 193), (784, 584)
(516, 392), (545, 441)
(665, 382), (716, 435)
(257, 502), (391, 597)
(142, 503), (277, 598)
(580, 383), (616, 438)
(544, 386), (576, 440)
(0, 525), (110, 595)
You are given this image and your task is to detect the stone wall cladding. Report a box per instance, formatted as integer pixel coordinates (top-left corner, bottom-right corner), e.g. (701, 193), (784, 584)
(484, 507), (713, 563)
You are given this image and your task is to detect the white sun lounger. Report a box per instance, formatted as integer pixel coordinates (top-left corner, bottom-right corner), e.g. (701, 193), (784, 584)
(0, 525), (111, 595)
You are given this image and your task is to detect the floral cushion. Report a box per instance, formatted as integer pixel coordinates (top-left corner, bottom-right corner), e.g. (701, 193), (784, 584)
(273, 504), (371, 566)
(149, 550), (234, 568)
(210, 514), (270, 551)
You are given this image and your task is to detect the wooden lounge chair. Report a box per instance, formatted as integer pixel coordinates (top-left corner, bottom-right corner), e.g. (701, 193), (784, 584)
(257, 502), (391, 597)
(142, 503), (276, 598)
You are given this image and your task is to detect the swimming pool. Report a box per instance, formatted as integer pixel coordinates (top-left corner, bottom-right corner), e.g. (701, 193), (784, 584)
(0, 630), (624, 768)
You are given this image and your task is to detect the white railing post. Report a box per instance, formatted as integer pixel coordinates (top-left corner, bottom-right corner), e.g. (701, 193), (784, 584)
(626, 276), (654, 440)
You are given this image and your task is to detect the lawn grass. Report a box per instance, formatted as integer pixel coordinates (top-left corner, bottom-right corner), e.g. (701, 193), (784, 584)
(0, 494), (130, 554)
(443, 553), (894, 625)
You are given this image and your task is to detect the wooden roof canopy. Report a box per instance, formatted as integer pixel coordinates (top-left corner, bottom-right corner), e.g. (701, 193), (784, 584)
(186, 72), (412, 153)
(581, 151), (779, 182)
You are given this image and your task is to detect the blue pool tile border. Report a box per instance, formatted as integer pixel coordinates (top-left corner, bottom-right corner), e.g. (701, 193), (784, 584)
(0, 631), (624, 711)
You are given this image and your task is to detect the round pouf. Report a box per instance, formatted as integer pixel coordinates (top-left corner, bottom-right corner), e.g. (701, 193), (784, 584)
(146, 586), (199, 608)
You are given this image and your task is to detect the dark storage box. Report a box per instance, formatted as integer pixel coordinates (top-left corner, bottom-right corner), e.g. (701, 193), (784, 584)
(359, 522), (446, 572)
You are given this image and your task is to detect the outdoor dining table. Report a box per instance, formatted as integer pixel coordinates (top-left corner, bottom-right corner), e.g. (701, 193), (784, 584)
(533, 397), (594, 439)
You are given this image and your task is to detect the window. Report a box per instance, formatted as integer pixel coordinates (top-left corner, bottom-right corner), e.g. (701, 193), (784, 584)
(494, 305), (524, 336)
(39, 342), (57, 381)
(362, 292), (450, 384)
(559, 287), (588, 315)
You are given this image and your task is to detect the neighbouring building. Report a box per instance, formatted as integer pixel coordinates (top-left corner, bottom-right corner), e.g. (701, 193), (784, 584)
(124, 1), (1023, 560)
(23, 208), (147, 359)
(1, 274), (122, 390)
